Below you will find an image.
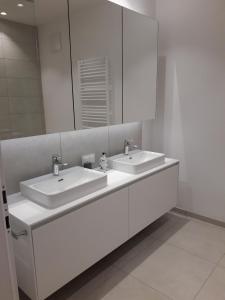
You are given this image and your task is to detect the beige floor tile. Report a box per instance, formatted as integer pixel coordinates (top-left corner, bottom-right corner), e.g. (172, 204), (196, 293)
(46, 264), (117, 300)
(115, 239), (164, 275)
(195, 267), (225, 300)
(47, 265), (169, 300)
(111, 213), (188, 270)
(167, 220), (225, 263)
(103, 273), (169, 300)
(120, 243), (214, 300)
(147, 213), (190, 242)
(113, 236), (158, 270)
(219, 255), (225, 268)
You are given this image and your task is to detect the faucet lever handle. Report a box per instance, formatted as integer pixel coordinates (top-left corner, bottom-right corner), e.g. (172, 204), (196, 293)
(124, 139), (133, 146)
(52, 154), (62, 164)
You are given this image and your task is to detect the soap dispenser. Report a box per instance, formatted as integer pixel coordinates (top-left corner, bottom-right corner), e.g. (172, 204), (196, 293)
(99, 152), (108, 172)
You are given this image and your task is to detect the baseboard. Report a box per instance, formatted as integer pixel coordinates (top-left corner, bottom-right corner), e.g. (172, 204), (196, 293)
(172, 207), (225, 229)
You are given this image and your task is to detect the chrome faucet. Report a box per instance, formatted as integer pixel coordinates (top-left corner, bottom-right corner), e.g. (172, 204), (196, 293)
(52, 155), (68, 176)
(124, 139), (139, 155)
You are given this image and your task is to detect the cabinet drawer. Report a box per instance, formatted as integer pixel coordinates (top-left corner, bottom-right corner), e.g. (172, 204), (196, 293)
(129, 165), (178, 237)
(32, 188), (129, 300)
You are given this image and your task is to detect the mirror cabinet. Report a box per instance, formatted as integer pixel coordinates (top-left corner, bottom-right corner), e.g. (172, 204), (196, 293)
(0, 0), (158, 139)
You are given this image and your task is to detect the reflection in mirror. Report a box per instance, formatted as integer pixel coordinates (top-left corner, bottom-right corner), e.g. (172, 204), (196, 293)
(35, 0), (74, 134)
(0, 0), (74, 140)
(0, 0), (45, 139)
(69, 0), (123, 130)
(0, 0), (158, 138)
(123, 8), (158, 122)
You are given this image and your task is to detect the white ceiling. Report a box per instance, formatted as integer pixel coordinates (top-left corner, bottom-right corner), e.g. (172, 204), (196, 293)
(0, 0), (108, 26)
(0, 0), (35, 25)
(36, 0), (104, 25)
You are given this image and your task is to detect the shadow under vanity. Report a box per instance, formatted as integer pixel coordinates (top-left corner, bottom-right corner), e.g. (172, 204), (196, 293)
(0, 1), (179, 300)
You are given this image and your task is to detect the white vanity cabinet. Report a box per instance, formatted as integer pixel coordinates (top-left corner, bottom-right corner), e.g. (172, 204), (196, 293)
(129, 165), (179, 237)
(31, 188), (129, 300)
(10, 217), (37, 300)
(9, 162), (179, 300)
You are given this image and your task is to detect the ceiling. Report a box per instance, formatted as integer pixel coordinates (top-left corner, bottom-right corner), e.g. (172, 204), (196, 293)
(36, 0), (104, 25)
(0, 0), (35, 25)
(0, 0), (108, 26)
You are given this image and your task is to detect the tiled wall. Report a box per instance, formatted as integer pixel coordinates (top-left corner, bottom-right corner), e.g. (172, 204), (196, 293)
(0, 19), (45, 140)
(0, 122), (143, 195)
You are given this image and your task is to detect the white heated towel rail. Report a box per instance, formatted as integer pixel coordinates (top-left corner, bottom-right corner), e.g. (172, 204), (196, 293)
(77, 57), (111, 129)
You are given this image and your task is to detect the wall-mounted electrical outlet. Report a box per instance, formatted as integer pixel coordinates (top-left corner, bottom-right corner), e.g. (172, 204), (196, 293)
(81, 153), (96, 166)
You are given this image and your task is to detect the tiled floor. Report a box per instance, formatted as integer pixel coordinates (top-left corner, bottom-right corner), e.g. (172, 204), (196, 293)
(20, 212), (225, 300)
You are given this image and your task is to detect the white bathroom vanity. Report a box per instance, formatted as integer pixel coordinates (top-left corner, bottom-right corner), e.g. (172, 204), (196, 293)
(9, 157), (178, 300)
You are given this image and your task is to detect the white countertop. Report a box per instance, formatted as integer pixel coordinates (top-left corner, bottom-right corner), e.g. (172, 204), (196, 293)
(8, 158), (179, 229)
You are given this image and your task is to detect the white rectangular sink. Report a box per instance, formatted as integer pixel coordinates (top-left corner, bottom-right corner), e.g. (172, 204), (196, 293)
(20, 167), (107, 209)
(108, 150), (165, 174)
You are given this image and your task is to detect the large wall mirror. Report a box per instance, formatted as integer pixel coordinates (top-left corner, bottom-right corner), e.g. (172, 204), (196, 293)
(0, 0), (158, 139)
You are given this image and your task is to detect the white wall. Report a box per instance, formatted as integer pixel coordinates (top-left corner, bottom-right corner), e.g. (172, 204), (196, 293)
(108, 0), (156, 18)
(153, 0), (225, 222)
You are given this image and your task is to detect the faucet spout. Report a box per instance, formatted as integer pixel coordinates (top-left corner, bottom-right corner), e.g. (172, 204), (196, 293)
(124, 139), (139, 156)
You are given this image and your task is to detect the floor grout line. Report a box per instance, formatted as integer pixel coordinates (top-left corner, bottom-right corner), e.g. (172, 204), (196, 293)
(165, 239), (223, 265)
(112, 215), (225, 300)
(193, 235), (225, 299)
(217, 253), (225, 268)
(114, 264), (174, 300)
(92, 261), (173, 300)
(193, 263), (218, 300)
(149, 217), (225, 266)
(129, 272), (174, 300)
(105, 215), (224, 300)
(114, 242), (217, 300)
(111, 245), (173, 300)
(170, 211), (225, 231)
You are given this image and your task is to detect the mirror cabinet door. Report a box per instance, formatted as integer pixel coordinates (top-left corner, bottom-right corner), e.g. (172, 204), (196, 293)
(69, 0), (123, 130)
(0, 0), (75, 139)
(68, 0), (158, 130)
(35, 0), (75, 133)
(123, 8), (158, 123)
